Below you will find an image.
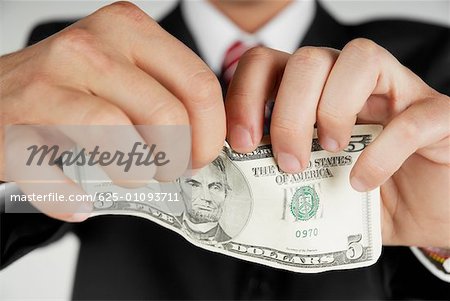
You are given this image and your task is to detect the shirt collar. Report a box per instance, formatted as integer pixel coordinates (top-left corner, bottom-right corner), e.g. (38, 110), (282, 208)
(181, 0), (316, 74)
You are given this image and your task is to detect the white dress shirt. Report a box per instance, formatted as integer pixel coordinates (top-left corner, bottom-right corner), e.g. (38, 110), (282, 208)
(181, 0), (316, 73)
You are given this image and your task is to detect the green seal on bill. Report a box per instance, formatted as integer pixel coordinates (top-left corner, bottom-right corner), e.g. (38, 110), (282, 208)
(290, 186), (319, 221)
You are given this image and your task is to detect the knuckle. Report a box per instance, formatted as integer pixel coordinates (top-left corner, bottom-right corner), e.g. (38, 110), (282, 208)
(146, 100), (189, 125)
(317, 104), (342, 122)
(80, 103), (128, 125)
(397, 114), (421, 141)
(346, 38), (379, 53)
(227, 87), (252, 105)
(23, 73), (52, 99)
(241, 46), (274, 63)
(98, 1), (152, 26)
(52, 28), (116, 73)
(51, 28), (95, 55)
(345, 38), (381, 62)
(290, 46), (327, 67)
(186, 70), (222, 109)
(363, 152), (390, 180)
(83, 49), (116, 74)
(270, 117), (304, 137)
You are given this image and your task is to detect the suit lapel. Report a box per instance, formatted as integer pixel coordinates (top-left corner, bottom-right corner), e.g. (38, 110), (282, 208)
(158, 4), (201, 57)
(300, 1), (348, 49)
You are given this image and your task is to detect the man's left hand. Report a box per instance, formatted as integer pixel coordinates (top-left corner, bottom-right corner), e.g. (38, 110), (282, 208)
(225, 39), (450, 248)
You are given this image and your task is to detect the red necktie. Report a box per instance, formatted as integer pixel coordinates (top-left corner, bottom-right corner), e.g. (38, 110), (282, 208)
(221, 41), (273, 134)
(220, 41), (254, 86)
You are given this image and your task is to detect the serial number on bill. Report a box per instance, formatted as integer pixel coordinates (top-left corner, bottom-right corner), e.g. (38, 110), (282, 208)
(295, 228), (319, 238)
(95, 192), (180, 202)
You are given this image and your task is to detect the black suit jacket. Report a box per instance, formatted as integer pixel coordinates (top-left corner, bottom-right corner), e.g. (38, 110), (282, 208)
(1, 2), (449, 299)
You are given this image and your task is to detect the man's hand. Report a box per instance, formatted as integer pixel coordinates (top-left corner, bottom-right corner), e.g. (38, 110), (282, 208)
(0, 2), (225, 221)
(225, 39), (450, 248)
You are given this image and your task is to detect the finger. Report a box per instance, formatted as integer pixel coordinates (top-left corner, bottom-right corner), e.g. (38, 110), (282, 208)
(91, 2), (225, 168)
(317, 38), (426, 152)
(4, 126), (92, 222)
(134, 37), (225, 169)
(18, 178), (92, 223)
(225, 47), (289, 153)
(4, 86), (156, 187)
(350, 97), (450, 192)
(56, 2), (225, 168)
(271, 47), (339, 173)
(0, 128), (4, 181)
(83, 60), (192, 180)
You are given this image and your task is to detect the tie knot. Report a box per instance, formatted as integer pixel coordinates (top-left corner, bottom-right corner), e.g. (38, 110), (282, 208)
(220, 40), (257, 86)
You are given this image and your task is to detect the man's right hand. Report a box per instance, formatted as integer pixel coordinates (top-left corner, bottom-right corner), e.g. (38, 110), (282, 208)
(0, 2), (226, 221)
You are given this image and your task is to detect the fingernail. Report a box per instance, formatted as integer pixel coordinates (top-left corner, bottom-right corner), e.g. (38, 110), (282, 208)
(351, 176), (368, 192)
(321, 137), (339, 152)
(229, 125), (253, 151)
(277, 152), (302, 173)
